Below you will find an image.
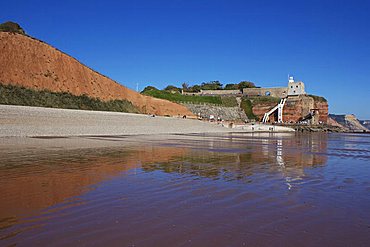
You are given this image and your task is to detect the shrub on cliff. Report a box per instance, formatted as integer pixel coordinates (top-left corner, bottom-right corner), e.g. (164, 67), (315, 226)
(238, 81), (256, 89)
(141, 86), (158, 93)
(186, 84), (202, 93)
(163, 85), (181, 93)
(0, 21), (26, 35)
(224, 84), (239, 90)
(240, 97), (257, 120)
(308, 94), (327, 102)
(200, 81), (223, 90)
(0, 83), (139, 113)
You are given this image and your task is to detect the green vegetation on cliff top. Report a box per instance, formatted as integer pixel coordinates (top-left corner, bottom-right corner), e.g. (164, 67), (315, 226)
(0, 21), (26, 35)
(141, 87), (238, 107)
(181, 80), (256, 92)
(308, 94), (327, 102)
(0, 83), (140, 113)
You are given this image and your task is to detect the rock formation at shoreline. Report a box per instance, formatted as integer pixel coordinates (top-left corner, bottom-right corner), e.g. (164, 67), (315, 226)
(0, 25), (192, 116)
(360, 120), (370, 130)
(251, 95), (329, 123)
(329, 114), (369, 132)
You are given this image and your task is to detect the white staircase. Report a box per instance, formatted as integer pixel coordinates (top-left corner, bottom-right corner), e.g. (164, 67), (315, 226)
(262, 98), (286, 123)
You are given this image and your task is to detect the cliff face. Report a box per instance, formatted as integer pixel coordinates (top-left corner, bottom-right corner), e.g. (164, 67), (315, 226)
(252, 95), (329, 123)
(182, 103), (247, 121)
(283, 96), (328, 123)
(329, 114), (369, 132)
(360, 120), (370, 130)
(0, 32), (192, 116)
(327, 116), (346, 129)
(251, 103), (277, 121)
(314, 101), (329, 123)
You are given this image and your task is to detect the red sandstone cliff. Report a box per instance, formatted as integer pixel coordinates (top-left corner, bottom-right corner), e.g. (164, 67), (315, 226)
(252, 95), (329, 123)
(0, 32), (193, 116)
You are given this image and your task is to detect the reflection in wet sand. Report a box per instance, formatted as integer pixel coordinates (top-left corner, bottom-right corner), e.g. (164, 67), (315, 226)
(0, 133), (369, 246)
(0, 145), (188, 230)
(144, 133), (327, 185)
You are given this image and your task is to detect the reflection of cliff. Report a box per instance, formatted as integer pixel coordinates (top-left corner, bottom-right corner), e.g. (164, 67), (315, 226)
(0, 146), (187, 228)
(0, 134), (329, 231)
(143, 134), (328, 182)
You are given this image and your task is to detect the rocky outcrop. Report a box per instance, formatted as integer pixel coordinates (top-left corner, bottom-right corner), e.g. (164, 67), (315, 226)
(252, 95), (329, 124)
(360, 120), (370, 130)
(251, 103), (277, 121)
(283, 96), (328, 123)
(183, 103), (247, 121)
(314, 100), (329, 123)
(0, 32), (193, 116)
(329, 114), (369, 132)
(327, 117), (346, 129)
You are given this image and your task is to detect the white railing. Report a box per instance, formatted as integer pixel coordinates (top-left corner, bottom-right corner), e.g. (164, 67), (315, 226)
(262, 98), (286, 123)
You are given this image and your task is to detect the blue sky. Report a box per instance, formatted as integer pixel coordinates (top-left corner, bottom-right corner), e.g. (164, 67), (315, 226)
(2, 0), (370, 118)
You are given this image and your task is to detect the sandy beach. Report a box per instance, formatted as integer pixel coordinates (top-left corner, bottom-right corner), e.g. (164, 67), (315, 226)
(0, 104), (294, 137)
(0, 104), (231, 137)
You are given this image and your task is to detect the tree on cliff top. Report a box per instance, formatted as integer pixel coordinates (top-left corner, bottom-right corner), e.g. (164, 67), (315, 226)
(224, 81), (257, 90)
(141, 86), (158, 93)
(0, 21), (26, 35)
(224, 84), (239, 90)
(200, 81), (223, 90)
(238, 81), (256, 89)
(164, 85), (181, 93)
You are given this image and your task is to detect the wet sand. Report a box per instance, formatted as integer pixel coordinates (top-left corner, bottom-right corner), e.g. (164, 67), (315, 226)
(1, 133), (369, 246)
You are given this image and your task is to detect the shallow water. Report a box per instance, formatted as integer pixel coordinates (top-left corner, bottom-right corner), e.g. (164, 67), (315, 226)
(0, 133), (369, 246)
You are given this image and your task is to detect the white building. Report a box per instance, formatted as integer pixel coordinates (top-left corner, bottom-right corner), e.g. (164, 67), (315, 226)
(287, 76), (306, 96)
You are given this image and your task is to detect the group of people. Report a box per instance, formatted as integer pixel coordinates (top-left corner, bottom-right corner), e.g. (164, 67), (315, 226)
(209, 115), (222, 122)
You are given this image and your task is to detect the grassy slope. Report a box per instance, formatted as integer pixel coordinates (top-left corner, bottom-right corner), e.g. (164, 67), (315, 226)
(0, 83), (140, 113)
(142, 89), (238, 107)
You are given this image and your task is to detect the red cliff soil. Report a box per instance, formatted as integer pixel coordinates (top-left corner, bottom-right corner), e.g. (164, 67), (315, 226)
(251, 103), (277, 121)
(252, 95), (329, 123)
(0, 32), (193, 116)
(314, 100), (329, 123)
